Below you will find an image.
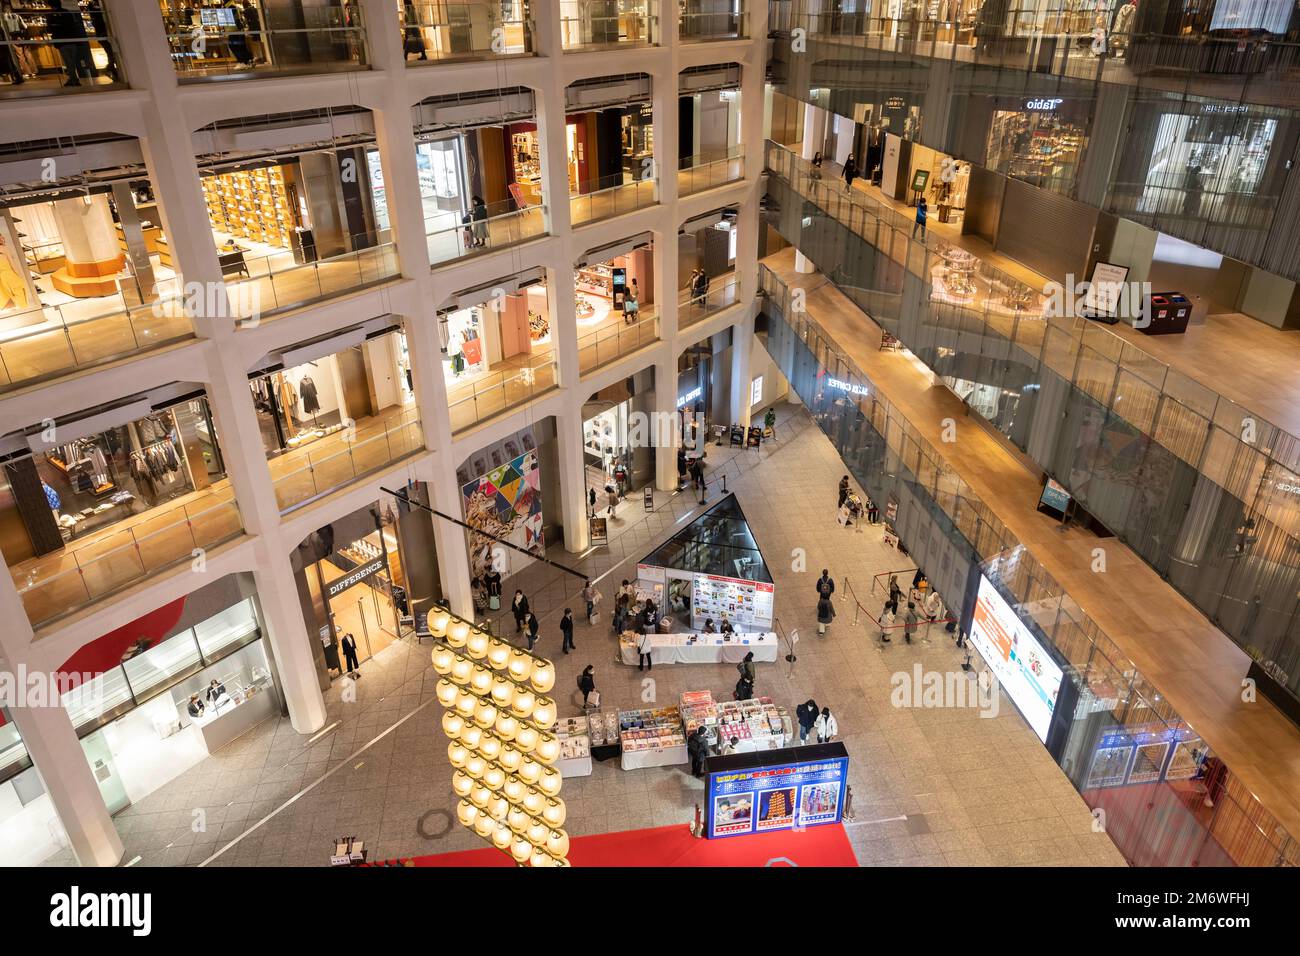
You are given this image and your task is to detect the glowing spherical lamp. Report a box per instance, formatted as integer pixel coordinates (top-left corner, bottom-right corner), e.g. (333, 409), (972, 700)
(529, 661), (555, 694)
(473, 810), (495, 838)
(429, 609), (451, 637)
(542, 798), (566, 828)
(508, 807), (530, 833)
(487, 795), (509, 821)
(532, 698), (557, 728)
(546, 830), (570, 858)
(538, 767), (562, 796)
(456, 800), (476, 828)
(474, 700), (498, 729)
(510, 835), (532, 863)
(478, 734), (502, 761)
(495, 713), (519, 741)
(467, 628), (490, 659)
(448, 742), (469, 768)
(514, 725), (539, 753)
(470, 666), (492, 695)
(432, 647), (454, 674)
(490, 677), (513, 708)
(460, 724), (483, 751)
(491, 822), (513, 850)
(487, 640), (511, 669)
(455, 691), (477, 717)
(498, 746), (523, 772)
(535, 735), (560, 765)
(483, 766), (505, 791)
(518, 758), (541, 785)
(450, 656), (473, 684)
(447, 619), (470, 648)
(522, 788), (544, 816)
(510, 688), (536, 720)
(465, 755), (487, 779)
(441, 712), (465, 740)
(526, 820), (549, 847)
(452, 770), (473, 798)
(507, 651), (532, 682)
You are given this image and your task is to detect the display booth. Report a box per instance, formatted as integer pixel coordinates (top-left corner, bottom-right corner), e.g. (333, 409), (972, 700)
(632, 494), (776, 649)
(705, 743), (849, 839)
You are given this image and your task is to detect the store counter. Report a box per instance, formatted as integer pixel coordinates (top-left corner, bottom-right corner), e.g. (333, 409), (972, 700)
(618, 632), (779, 666)
(188, 687), (277, 753)
(620, 742), (688, 771)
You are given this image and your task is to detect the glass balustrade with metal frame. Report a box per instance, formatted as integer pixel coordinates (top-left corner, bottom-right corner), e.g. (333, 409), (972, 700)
(221, 236), (400, 319)
(569, 173), (658, 227)
(678, 272), (740, 329)
(447, 354), (558, 433)
(426, 199), (547, 267)
(577, 306), (658, 374)
(400, 1), (535, 62)
(559, 0), (657, 50)
(678, 146), (745, 197)
(678, 4), (748, 42)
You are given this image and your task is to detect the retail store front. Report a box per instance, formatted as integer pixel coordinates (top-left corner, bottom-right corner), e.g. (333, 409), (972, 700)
(983, 95), (1090, 192)
(1, 386), (241, 627)
(0, 575), (278, 864)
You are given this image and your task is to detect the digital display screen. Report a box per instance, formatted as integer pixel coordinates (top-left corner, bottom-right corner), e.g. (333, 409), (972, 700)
(706, 753), (848, 838)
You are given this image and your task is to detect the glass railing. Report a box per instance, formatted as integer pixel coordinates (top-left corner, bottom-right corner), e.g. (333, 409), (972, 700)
(0, 4), (127, 96)
(401, 2), (534, 62)
(223, 238), (399, 319)
(13, 495), (243, 630)
(560, 1), (657, 50)
(577, 309), (658, 374)
(447, 354), (558, 433)
(765, 138), (1300, 694)
(758, 262), (1300, 868)
(271, 412), (424, 512)
(569, 174), (657, 227)
(165, 2), (368, 80)
(679, 6), (748, 41)
(426, 200), (547, 267)
(0, 293), (194, 393)
(678, 273), (740, 329)
(678, 146), (745, 196)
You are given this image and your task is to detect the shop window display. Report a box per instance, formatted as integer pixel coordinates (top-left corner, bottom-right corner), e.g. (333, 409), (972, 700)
(1136, 111), (1278, 219)
(985, 100), (1090, 191)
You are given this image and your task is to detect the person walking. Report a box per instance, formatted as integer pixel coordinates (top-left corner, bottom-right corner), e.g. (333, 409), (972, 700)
(764, 406), (777, 437)
(888, 574), (902, 609)
(815, 706), (839, 743)
(49, 0), (96, 86)
(817, 592), (835, 635)
(796, 699), (819, 744)
(637, 631), (653, 671)
(511, 590), (529, 632)
(737, 651), (755, 685)
(837, 475), (850, 509)
(484, 568), (502, 610)
(913, 196), (928, 240)
(688, 725), (708, 777)
(581, 579), (600, 621)
(470, 195), (489, 248)
(524, 610), (540, 650)
(341, 632), (359, 674)
(689, 458), (704, 491)
(560, 608), (575, 654)
(879, 603), (896, 643)
(622, 284), (639, 324)
(816, 569), (835, 599)
(903, 601), (919, 645)
(606, 485), (619, 517)
(587, 485), (597, 516)
(842, 153), (858, 191)
(578, 665), (596, 708)
(811, 150), (823, 179)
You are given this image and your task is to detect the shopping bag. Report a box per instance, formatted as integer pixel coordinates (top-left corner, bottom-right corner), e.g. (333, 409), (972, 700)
(489, 595), (500, 611)
(589, 610), (601, 626)
(588, 690), (601, 708)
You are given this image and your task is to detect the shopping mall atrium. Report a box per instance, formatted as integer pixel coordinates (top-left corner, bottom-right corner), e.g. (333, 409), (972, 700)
(0, 0), (1297, 874)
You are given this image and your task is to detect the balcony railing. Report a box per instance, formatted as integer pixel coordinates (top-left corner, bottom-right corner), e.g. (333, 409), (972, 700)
(401, 2), (534, 62)
(560, 1), (657, 50)
(578, 309), (657, 374)
(272, 412), (424, 512)
(679, 273), (740, 329)
(0, 293), (194, 394)
(448, 354), (558, 433)
(0, 3), (127, 97)
(678, 146), (745, 196)
(570, 174), (657, 227)
(224, 238), (400, 319)
(678, 6), (748, 42)
(427, 200), (547, 267)
(14, 495), (243, 629)
(758, 262), (1300, 868)
(165, 2), (368, 81)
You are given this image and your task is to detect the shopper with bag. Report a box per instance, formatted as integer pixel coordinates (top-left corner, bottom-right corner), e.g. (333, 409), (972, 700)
(560, 608), (575, 654)
(903, 602), (919, 645)
(816, 569), (835, 599)
(837, 475), (850, 509)
(815, 707), (839, 743)
(637, 631), (653, 671)
(816, 593), (835, 635)
(578, 666), (597, 708)
(737, 651), (756, 685)
(524, 611), (540, 650)
(880, 604), (896, 644)
(796, 700), (819, 744)
(484, 569), (502, 610)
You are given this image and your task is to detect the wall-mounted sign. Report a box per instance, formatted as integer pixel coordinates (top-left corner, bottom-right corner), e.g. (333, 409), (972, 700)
(706, 750), (849, 839)
(1025, 98), (1064, 111)
(827, 377), (870, 397)
(677, 385), (703, 408)
(327, 558), (385, 599)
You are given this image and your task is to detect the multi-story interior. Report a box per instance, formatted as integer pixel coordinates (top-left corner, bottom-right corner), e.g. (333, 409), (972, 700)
(1, 0), (1298, 870)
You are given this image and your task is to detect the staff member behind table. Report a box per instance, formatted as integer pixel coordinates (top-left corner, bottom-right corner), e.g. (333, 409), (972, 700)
(205, 678), (226, 705)
(187, 694), (205, 718)
(719, 614), (734, 635)
(702, 617), (716, 633)
(641, 599), (658, 633)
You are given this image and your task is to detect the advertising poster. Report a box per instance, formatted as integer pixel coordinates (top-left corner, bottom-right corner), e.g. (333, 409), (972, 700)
(706, 754), (849, 839)
(461, 450), (542, 580)
(968, 575), (1064, 743)
(690, 574), (775, 631)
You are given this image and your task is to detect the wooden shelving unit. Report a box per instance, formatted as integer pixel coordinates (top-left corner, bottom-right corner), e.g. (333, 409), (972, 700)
(201, 166), (295, 248)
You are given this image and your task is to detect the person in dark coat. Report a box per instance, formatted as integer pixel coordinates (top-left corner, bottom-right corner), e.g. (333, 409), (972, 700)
(688, 726), (709, 777)
(524, 611), (540, 650)
(470, 195), (488, 247)
(484, 569), (502, 602)
(817, 593), (835, 634)
(577, 665), (596, 707)
(341, 632), (359, 673)
(737, 651), (755, 684)
(816, 569), (835, 599)
(560, 608), (575, 654)
(837, 475), (850, 509)
(511, 590), (529, 632)
(796, 699), (819, 744)
(49, 1), (96, 86)
(842, 154), (858, 191)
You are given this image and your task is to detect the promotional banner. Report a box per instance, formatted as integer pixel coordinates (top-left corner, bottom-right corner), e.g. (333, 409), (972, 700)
(706, 752), (849, 839)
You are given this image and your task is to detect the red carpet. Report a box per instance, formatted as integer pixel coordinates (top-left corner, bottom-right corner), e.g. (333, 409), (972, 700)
(401, 823), (856, 867)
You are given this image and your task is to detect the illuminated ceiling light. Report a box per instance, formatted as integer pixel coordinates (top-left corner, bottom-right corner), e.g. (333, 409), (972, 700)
(514, 725), (540, 753)
(508, 807), (530, 833)
(527, 820), (549, 847)
(452, 770), (473, 798)
(507, 651), (532, 682)
(535, 735), (560, 765)
(498, 745), (523, 772)
(465, 755), (487, 779)
(522, 788), (545, 817)
(473, 809), (495, 838)
(529, 660), (555, 694)
(474, 700), (499, 729)
(460, 724), (483, 751)
(432, 647), (454, 674)
(466, 628), (490, 659)
(471, 783), (492, 809)
(479, 734), (502, 761)
(436, 678), (459, 707)
(530, 848), (554, 868)
(450, 656), (473, 684)
(532, 699), (557, 728)
(510, 835), (532, 863)
(542, 798), (566, 828)
(483, 766), (505, 791)
(470, 666), (493, 695)
(490, 677), (513, 707)
(492, 823), (513, 849)
(456, 800), (476, 828)
(546, 830), (569, 858)
(430, 609), (451, 637)
(517, 758), (542, 785)
(448, 742), (469, 768)
(510, 688), (537, 720)
(455, 691), (477, 717)
(538, 767), (561, 797)
(495, 713), (519, 742)
(447, 619), (470, 648)
(487, 640), (511, 669)
(487, 795), (509, 821)
(442, 712), (466, 740)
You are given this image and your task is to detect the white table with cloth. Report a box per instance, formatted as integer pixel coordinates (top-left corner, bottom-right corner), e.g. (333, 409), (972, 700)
(618, 632), (779, 666)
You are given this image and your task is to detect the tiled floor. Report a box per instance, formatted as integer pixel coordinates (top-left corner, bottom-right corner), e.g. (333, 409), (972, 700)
(63, 404), (1124, 867)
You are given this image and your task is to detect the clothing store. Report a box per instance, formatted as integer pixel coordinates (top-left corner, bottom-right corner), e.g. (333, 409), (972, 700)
(0, 386), (225, 566)
(249, 325), (414, 459)
(982, 96), (1091, 191)
(439, 270), (550, 385)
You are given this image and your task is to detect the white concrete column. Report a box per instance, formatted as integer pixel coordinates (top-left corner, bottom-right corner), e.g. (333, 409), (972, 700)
(651, 61), (679, 208)
(548, 255), (580, 389)
(729, 311), (756, 429)
(249, 539), (329, 733)
(653, 227), (679, 342)
(7, 701), (123, 867)
(416, 453), (476, 618)
(532, 1), (573, 238)
(654, 357), (680, 491)
(795, 102), (827, 275)
(556, 400), (591, 553)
